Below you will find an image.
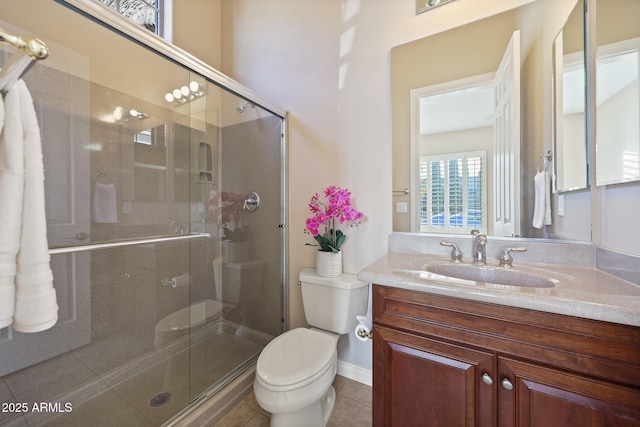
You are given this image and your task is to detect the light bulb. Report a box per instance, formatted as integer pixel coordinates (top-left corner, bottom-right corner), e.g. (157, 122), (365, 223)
(113, 106), (124, 121)
(173, 88), (182, 99)
(129, 109), (139, 117)
(180, 85), (190, 96)
(189, 81), (200, 93)
(165, 92), (174, 103)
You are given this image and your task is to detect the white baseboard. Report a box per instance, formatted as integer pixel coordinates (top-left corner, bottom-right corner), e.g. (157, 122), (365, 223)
(337, 360), (372, 387)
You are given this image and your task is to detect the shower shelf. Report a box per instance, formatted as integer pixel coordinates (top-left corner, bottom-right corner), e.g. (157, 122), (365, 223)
(49, 232), (211, 255)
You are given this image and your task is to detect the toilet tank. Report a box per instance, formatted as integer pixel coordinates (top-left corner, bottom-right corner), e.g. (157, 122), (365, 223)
(299, 267), (369, 334)
(213, 259), (264, 304)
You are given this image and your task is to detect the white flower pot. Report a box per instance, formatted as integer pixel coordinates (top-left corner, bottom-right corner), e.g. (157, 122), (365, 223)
(316, 250), (342, 278)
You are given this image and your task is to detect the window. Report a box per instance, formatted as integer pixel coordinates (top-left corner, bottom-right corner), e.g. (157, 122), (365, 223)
(98, 0), (160, 34)
(420, 151), (487, 234)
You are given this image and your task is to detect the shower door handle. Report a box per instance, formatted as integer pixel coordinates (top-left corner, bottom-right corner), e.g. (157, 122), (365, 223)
(243, 191), (260, 212)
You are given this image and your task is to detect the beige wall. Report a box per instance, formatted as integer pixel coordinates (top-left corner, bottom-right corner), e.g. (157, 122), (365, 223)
(173, 0), (222, 69)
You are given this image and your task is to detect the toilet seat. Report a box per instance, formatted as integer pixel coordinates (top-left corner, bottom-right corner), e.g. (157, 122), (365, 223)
(155, 299), (224, 334)
(256, 328), (336, 392)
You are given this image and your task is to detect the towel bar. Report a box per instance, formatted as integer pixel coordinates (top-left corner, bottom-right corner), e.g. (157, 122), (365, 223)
(49, 233), (211, 255)
(0, 27), (49, 60)
(393, 188), (409, 196)
(0, 28), (49, 94)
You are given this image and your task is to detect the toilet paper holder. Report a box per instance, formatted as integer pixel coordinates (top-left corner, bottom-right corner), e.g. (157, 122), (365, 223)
(356, 326), (373, 340)
(161, 273), (190, 288)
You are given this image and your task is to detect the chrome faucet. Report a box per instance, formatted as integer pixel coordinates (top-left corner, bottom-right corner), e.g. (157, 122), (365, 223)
(440, 241), (463, 263)
(471, 229), (487, 265)
(498, 247), (527, 268)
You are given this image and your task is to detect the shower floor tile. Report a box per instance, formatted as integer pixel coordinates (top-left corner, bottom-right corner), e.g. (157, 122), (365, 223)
(41, 389), (154, 427)
(72, 330), (152, 375)
(2, 351), (98, 404)
(1, 325), (266, 427)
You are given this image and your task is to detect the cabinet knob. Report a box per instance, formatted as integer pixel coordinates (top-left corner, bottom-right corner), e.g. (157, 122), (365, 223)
(501, 378), (514, 391)
(481, 373), (493, 386)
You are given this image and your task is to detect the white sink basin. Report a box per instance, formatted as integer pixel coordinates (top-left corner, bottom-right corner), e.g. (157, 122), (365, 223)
(426, 263), (555, 288)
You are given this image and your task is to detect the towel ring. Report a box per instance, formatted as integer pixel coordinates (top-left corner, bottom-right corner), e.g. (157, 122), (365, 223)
(95, 169), (114, 184)
(537, 151), (553, 172)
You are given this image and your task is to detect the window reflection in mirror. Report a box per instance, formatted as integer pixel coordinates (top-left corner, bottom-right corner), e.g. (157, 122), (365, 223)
(414, 80), (493, 235)
(134, 124), (167, 202)
(420, 151), (487, 235)
(595, 0), (640, 186)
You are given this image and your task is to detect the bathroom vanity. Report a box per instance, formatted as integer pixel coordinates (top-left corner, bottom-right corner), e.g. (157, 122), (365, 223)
(358, 238), (640, 427)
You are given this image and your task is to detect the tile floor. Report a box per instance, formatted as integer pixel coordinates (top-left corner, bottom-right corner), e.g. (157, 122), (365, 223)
(212, 375), (372, 427)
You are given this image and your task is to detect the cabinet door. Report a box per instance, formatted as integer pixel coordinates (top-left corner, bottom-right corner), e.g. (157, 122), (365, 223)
(374, 326), (495, 427)
(499, 357), (640, 427)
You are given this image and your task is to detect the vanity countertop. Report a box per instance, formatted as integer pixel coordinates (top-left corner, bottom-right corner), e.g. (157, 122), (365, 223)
(357, 251), (640, 327)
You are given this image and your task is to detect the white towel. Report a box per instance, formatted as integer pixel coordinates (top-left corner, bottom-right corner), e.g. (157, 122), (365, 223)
(532, 170), (546, 229)
(0, 80), (58, 333)
(0, 81), (22, 329)
(93, 182), (117, 223)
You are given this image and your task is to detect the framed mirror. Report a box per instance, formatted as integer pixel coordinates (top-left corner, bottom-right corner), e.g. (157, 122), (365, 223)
(392, 0), (592, 242)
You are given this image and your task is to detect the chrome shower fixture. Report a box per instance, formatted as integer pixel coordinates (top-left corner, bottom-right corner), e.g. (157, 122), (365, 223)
(237, 101), (255, 113)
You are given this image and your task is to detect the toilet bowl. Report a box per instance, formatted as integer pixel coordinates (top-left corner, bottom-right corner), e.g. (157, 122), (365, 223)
(153, 299), (224, 347)
(254, 269), (368, 427)
(254, 328), (339, 427)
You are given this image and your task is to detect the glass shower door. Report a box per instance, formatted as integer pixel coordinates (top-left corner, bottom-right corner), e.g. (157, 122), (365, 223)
(186, 79), (285, 401)
(0, 1), (285, 425)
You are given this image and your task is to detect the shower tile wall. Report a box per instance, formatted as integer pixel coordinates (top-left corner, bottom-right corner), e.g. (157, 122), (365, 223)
(91, 244), (192, 347)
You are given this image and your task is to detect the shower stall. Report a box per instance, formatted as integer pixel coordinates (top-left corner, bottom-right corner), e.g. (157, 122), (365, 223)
(0, 1), (286, 425)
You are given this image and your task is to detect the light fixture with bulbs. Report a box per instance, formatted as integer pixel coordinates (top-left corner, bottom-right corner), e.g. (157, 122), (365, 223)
(129, 109), (150, 120)
(164, 81), (204, 104)
(107, 106), (150, 124)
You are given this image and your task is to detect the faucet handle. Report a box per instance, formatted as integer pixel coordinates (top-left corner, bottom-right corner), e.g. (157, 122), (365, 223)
(471, 229), (480, 236)
(440, 241), (463, 263)
(498, 247), (527, 268)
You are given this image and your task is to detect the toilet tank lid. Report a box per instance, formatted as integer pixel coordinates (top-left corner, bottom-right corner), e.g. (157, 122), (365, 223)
(212, 258), (264, 269)
(299, 268), (368, 289)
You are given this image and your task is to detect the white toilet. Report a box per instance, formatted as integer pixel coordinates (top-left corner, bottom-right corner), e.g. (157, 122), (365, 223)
(212, 258), (264, 305)
(154, 259), (264, 347)
(153, 299), (225, 347)
(253, 268), (368, 427)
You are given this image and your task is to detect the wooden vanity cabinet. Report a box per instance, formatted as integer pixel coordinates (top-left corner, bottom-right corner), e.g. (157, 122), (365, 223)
(372, 285), (640, 427)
